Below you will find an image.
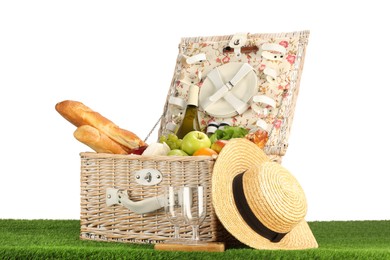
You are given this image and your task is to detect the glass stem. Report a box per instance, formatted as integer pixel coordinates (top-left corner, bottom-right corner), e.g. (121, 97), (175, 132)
(174, 225), (180, 240)
(192, 225), (200, 241)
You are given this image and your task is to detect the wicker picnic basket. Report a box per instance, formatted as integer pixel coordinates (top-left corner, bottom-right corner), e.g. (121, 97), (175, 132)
(79, 31), (309, 245)
(80, 153), (236, 244)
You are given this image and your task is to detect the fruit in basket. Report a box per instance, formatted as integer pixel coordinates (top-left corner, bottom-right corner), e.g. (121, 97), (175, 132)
(159, 133), (183, 150)
(193, 147), (218, 157)
(181, 131), (211, 155)
(167, 149), (189, 156)
(210, 140), (229, 154)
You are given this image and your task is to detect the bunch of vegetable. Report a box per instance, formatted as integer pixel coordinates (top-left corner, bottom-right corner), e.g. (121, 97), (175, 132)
(209, 126), (249, 144)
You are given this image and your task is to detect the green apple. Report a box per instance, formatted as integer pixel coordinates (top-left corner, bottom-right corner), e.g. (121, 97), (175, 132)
(167, 149), (189, 156)
(181, 131), (211, 155)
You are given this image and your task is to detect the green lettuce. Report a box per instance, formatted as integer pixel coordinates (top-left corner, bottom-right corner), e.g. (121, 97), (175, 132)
(209, 126), (249, 144)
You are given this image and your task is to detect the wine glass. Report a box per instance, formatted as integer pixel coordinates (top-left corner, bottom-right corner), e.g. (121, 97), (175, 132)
(164, 186), (185, 243)
(182, 185), (207, 244)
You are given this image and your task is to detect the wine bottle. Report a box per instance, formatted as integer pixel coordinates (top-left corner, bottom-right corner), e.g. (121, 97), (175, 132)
(176, 85), (201, 139)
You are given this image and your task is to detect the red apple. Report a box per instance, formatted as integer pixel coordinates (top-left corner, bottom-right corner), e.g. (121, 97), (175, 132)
(211, 140), (229, 154)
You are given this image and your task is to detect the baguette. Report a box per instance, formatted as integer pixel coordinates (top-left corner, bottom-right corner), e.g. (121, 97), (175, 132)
(74, 125), (129, 154)
(55, 100), (146, 151)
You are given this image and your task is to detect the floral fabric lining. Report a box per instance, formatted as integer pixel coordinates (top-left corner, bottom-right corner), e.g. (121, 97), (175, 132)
(159, 31), (310, 158)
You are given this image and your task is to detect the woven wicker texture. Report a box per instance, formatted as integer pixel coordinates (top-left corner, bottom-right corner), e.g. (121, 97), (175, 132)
(80, 152), (235, 244)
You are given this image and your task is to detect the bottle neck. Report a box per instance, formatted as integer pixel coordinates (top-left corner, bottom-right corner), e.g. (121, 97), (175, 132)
(187, 85), (199, 107)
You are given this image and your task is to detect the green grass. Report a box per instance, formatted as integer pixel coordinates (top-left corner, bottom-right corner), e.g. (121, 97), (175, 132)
(0, 219), (389, 259)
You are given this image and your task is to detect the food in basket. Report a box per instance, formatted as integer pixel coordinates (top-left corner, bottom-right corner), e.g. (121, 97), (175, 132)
(142, 142), (170, 156)
(159, 133), (183, 150)
(167, 149), (188, 156)
(193, 147), (218, 157)
(55, 100), (147, 154)
(245, 128), (269, 149)
(159, 132), (215, 156)
(74, 125), (129, 154)
(210, 139), (229, 154)
(209, 126), (249, 144)
(130, 146), (148, 155)
(181, 131), (211, 155)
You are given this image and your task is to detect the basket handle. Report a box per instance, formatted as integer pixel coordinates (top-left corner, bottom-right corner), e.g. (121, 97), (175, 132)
(106, 188), (166, 214)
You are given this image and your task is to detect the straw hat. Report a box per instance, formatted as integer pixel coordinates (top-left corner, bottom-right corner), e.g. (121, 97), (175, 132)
(212, 138), (318, 250)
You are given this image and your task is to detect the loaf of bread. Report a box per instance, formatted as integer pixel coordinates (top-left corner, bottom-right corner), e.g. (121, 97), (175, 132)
(74, 125), (129, 154)
(55, 100), (146, 152)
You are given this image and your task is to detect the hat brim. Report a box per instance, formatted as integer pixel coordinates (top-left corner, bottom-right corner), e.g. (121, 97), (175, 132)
(212, 138), (318, 249)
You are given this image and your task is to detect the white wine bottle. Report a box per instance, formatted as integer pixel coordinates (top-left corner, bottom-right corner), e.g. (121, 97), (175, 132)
(176, 85), (201, 139)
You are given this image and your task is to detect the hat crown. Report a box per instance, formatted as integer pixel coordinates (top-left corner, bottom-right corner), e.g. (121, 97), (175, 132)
(243, 162), (307, 233)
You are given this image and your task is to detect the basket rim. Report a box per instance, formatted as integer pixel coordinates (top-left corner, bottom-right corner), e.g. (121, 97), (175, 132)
(79, 152), (216, 162)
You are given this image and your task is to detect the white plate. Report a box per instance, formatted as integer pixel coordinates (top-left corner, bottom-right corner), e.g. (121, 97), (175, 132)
(199, 62), (257, 118)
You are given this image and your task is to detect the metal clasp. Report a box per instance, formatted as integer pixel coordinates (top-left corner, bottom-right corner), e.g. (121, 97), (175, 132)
(229, 33), (248, 56)
(134, 169), (163, 186)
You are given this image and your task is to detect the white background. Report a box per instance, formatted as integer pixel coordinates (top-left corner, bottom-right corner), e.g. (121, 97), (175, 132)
(1, 0), (389, 221)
